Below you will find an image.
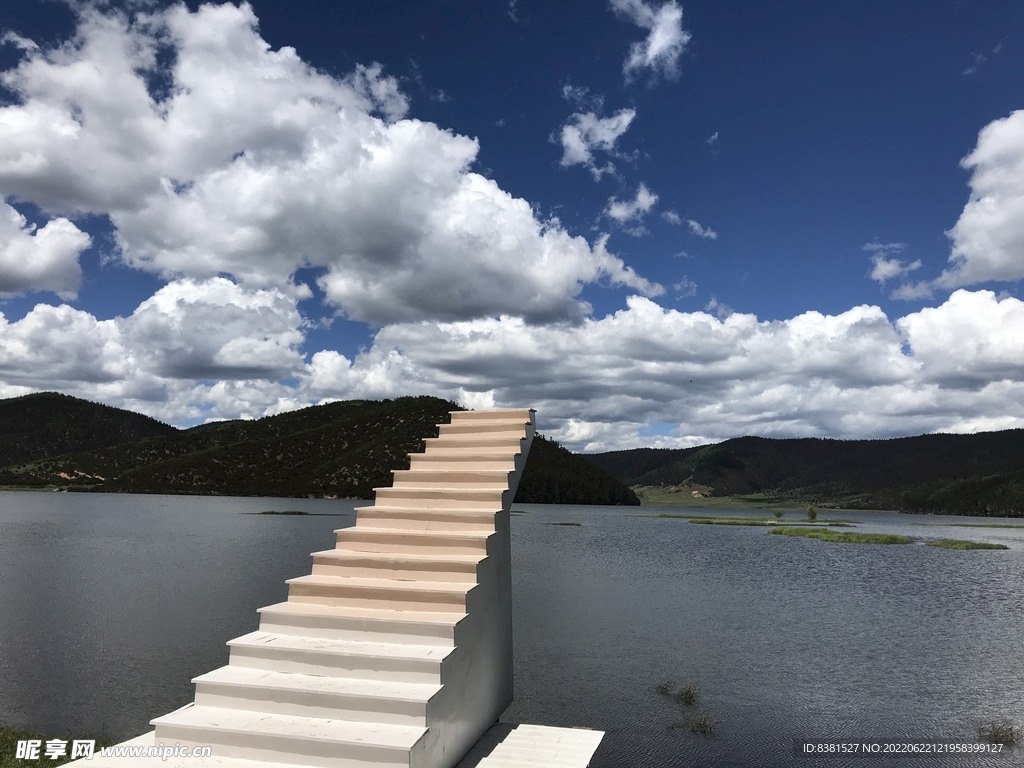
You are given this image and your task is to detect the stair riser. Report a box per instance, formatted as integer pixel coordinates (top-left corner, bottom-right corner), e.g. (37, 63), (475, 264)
(194, 685), (428, 726)
(287, 584), (467, 613)
(229, 647), (441, 684)
(354, 514), (495, 532)
(150, 725), (412, 768)
(311, 561), (478, 582)
(334, 533), (489, 555)
(256, 611), (457, 646)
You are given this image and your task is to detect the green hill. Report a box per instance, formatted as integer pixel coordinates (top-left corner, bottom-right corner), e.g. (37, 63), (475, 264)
(516, 435), (639, 505)
(0, 393), (635, 504)
(583, 431), (1024, 516)
(0, 392), (176, 468)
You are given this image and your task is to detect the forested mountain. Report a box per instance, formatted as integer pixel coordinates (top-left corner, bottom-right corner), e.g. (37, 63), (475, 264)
(0, 392), (176, 468)
(0, 393), (635, 504)
(517, 435), (639, 505)
(584, 431), (1024, 516)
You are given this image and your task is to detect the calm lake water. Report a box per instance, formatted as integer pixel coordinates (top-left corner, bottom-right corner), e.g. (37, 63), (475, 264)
(1, 491), (1023, 768)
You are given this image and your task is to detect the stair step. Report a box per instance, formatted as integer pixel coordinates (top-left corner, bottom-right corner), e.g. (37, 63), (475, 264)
(422, 436), (526, 451)
(286, 574), (472, 612)
(438, 419), (529, 433)
(391, 469), (512, 486)
(310, 549), (481, 582)
(227, 630), (450, 683)
(408, 454), (517, 470)
(354, 506), (497, 532)
(448, 409), (533, 422)
(373, 486), (506, 509)
(151, 704), (426, 768)
(256, 602), (463, 645)
(193, 665), (439, 724)
(334, 527), (492, 554)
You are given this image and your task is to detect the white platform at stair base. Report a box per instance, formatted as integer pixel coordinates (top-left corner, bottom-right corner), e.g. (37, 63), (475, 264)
(76, 723), (605, 768)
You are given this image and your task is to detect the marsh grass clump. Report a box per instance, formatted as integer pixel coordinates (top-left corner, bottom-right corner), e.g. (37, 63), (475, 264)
(769, 527), (912, 545)
(772, 510), (785, 519)
(687, 714), (717, 735)
(675, 685), (699, 706)
(807, 505), (817, 521)
(927, 539), (1008, 550)
(656, 680), (674, 695)
(978, 720), (1020, 745)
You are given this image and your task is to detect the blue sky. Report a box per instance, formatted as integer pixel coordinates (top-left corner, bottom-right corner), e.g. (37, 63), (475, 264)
(1, 0), (1023, 449)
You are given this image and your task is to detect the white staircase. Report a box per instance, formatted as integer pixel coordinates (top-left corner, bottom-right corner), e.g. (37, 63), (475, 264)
(149, 408), (536, 768)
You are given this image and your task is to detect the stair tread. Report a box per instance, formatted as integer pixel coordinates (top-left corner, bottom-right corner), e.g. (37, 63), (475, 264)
(375, 486), (507, 493)
(152, 704), (427, 749)
(228, 630), (453, 659)
(311, 549), (482, 564)
(335, 527), (492, 539)
(355, 505), (501, 514)
(287, 574), (474, 593)
(378, 487), (508, 494)
(258, 601), (465, 625)
(195, 665), (442, 701)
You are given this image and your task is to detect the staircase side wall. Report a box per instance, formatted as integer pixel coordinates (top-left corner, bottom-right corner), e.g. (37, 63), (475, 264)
(417, 510), (513, 768)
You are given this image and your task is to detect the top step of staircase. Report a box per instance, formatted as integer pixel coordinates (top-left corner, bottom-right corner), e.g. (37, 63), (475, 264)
(448, 409), (535, 421)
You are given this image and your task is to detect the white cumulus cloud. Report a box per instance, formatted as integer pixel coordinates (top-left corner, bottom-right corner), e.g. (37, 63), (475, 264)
(609, 0), (691, 80)
(0, 202), (90, 297)
(557, 108), (636, 180)
(864, 241), (921, 285)
(606, 183), (658, 227)
(0, 2), (656, 325)
(938, 109), (1024, 289)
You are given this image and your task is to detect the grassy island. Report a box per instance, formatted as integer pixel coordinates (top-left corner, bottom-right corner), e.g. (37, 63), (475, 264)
(926, 539), (1009, 550)
(769, 527), (912, 545)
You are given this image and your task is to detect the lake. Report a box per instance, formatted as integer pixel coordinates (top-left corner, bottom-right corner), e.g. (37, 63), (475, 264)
(1, 491), (1023, 767)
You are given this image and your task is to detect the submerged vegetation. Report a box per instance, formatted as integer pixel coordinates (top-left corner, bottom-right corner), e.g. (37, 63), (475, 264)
(675, 686), (699, 706)
(657, 682), (716, 737)
(978, 720), (1020, 745)
(686, 715), (717, 736)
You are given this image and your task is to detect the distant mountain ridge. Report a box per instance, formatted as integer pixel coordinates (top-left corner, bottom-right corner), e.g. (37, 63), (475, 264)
(0, 393), (637, 504)
(583, 432), (1024, 516)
